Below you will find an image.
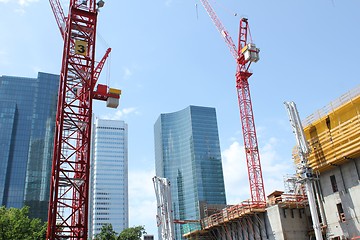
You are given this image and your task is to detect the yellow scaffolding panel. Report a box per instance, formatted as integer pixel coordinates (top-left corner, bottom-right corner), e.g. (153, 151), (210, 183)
(297, 85), (360, 172)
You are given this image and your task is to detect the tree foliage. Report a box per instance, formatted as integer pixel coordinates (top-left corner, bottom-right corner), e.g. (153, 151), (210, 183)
(94, 223), (117, 240)
(0, 206), (47, 240)
(118, 225), (146, 240)
(94, 224), (146, 240)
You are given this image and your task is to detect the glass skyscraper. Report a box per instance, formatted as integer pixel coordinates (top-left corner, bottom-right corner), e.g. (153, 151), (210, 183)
(0, 72), (59, 221)
(154, 105), (226, 239)
(89, 118), (129, 238)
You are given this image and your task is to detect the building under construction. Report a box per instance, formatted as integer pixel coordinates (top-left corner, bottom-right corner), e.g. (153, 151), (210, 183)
(182, 85), (360, 240)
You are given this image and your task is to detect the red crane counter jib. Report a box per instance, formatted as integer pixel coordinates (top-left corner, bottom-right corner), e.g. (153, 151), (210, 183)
(47, 1), (120, 239)
(198, 0), (265, 205)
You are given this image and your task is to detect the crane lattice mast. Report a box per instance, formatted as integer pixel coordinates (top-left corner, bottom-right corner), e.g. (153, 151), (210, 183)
(198, 0), (265, 205)
(47, 0), (120, 239)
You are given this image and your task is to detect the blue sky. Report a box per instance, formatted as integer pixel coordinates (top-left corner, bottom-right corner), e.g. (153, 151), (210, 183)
(1, 0), (360, 238)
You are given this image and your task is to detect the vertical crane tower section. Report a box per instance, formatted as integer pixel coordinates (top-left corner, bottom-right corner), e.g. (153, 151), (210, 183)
(47, 0), (120, 239)
(198, 0), (265, 205)
(284, 102), (323, 240)
(153, 176), (175, 240)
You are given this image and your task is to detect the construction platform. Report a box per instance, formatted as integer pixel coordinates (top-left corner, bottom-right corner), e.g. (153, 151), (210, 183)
(299, 84), (360, 172)
(183, 201), (266, 239)
(183, 194), (307, 239)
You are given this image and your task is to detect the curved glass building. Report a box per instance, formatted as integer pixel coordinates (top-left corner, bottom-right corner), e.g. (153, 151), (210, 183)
(154, 105), (226, 239)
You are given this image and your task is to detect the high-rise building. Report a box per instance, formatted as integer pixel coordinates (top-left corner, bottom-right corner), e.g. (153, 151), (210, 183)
(154, 105), (226, 239)
(89, 118), (129, 238)
(0, 72), (59, 221)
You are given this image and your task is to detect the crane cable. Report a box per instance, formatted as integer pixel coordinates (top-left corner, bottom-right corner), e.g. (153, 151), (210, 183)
(97, 31), (111, 87)
(211, 0), (238, 17)
(195, 0), (238, 20)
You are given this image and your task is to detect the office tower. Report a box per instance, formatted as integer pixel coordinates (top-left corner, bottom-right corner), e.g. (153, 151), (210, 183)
(154, 105), (226, 239)
(89, 118), (129, 238)
(0, 72), (59, 221)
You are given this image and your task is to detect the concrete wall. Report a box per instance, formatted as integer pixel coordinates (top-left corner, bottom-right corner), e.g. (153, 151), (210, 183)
(318, 157), (360, 239)
(266, 205), (309, 240)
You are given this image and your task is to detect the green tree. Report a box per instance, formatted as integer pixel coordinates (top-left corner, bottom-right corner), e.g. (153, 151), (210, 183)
(0, 206), (47, 240)
(118, 226), (146, 240)
(94, 223), (117, 240)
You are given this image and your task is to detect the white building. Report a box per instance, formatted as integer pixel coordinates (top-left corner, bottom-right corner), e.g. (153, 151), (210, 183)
(89, 118), (129, 238)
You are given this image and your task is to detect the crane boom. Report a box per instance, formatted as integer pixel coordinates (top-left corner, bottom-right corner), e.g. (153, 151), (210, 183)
(93, 47), (111, 87)
(49, 0), (66, 38)
(284, 101), (323, 240)
(284, 101), (310, 157)
(198, 0), (238, 60)
(197, 0), (265, 205)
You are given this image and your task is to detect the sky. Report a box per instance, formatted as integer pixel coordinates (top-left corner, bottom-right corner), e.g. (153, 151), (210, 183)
(1, 0), (360, 238)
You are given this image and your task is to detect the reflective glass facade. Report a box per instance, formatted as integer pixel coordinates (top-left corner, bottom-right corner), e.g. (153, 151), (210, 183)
(89, 119), (129, 238)
(154, 105), (226, 239)
(0, 72), (59, 221)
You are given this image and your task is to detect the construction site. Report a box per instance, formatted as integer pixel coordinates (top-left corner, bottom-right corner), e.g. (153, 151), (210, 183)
(175, 85), (360, 240)
(42, 0), (360, 238)
(151, 0), (359, 239)
(1, 0), (358, 239)
(153, 83), (360, 240)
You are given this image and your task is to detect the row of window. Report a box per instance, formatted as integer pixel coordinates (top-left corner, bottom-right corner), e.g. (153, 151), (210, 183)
(97, 127), (125, 130)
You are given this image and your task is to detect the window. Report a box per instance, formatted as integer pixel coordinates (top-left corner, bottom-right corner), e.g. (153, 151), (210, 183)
(336, 203), (345, 222)
(330, 175), (338, 192)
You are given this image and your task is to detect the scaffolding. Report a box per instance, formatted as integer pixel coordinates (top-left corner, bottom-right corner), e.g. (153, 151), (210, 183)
(183, 200), (266, 239)
(297, 85), (360, 172)
(183, 194), (310, 239)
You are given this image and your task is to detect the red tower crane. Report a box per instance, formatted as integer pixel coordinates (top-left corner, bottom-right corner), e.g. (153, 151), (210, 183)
(47, 0), (120, 239)
(198, 0), (266, 206)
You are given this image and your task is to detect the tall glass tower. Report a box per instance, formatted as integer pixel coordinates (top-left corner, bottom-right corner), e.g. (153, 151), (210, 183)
(89, 118), (129, 238)
(0, 72), (59, 221)
(154, 105), (226, 239)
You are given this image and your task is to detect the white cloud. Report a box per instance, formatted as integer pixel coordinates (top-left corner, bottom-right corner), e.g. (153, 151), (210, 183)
(0, 0), (38, 5)
(14, 7), (25, 14)
(0, 0), (39, 14)
(222, 137), (294, 205)
(18, 0), (38, 6)
(128, 169), (158, 235)
(165, 0), (173, 7)
(101, 107), (140, 120)
(123, 67), (133, 80)
(222, 141), (249, 204)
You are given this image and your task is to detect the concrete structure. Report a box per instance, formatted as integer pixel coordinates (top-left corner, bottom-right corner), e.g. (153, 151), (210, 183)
(183, 193), (312, 240)
(143, 235), (155, 240)
(319, 160), (360, 239)
(0, 72), (59, 221)
(301, 84), (360, 239)
(184, 86), (360, 239)
(154, 105), (227, 239)
(89, 118), (129, 238)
